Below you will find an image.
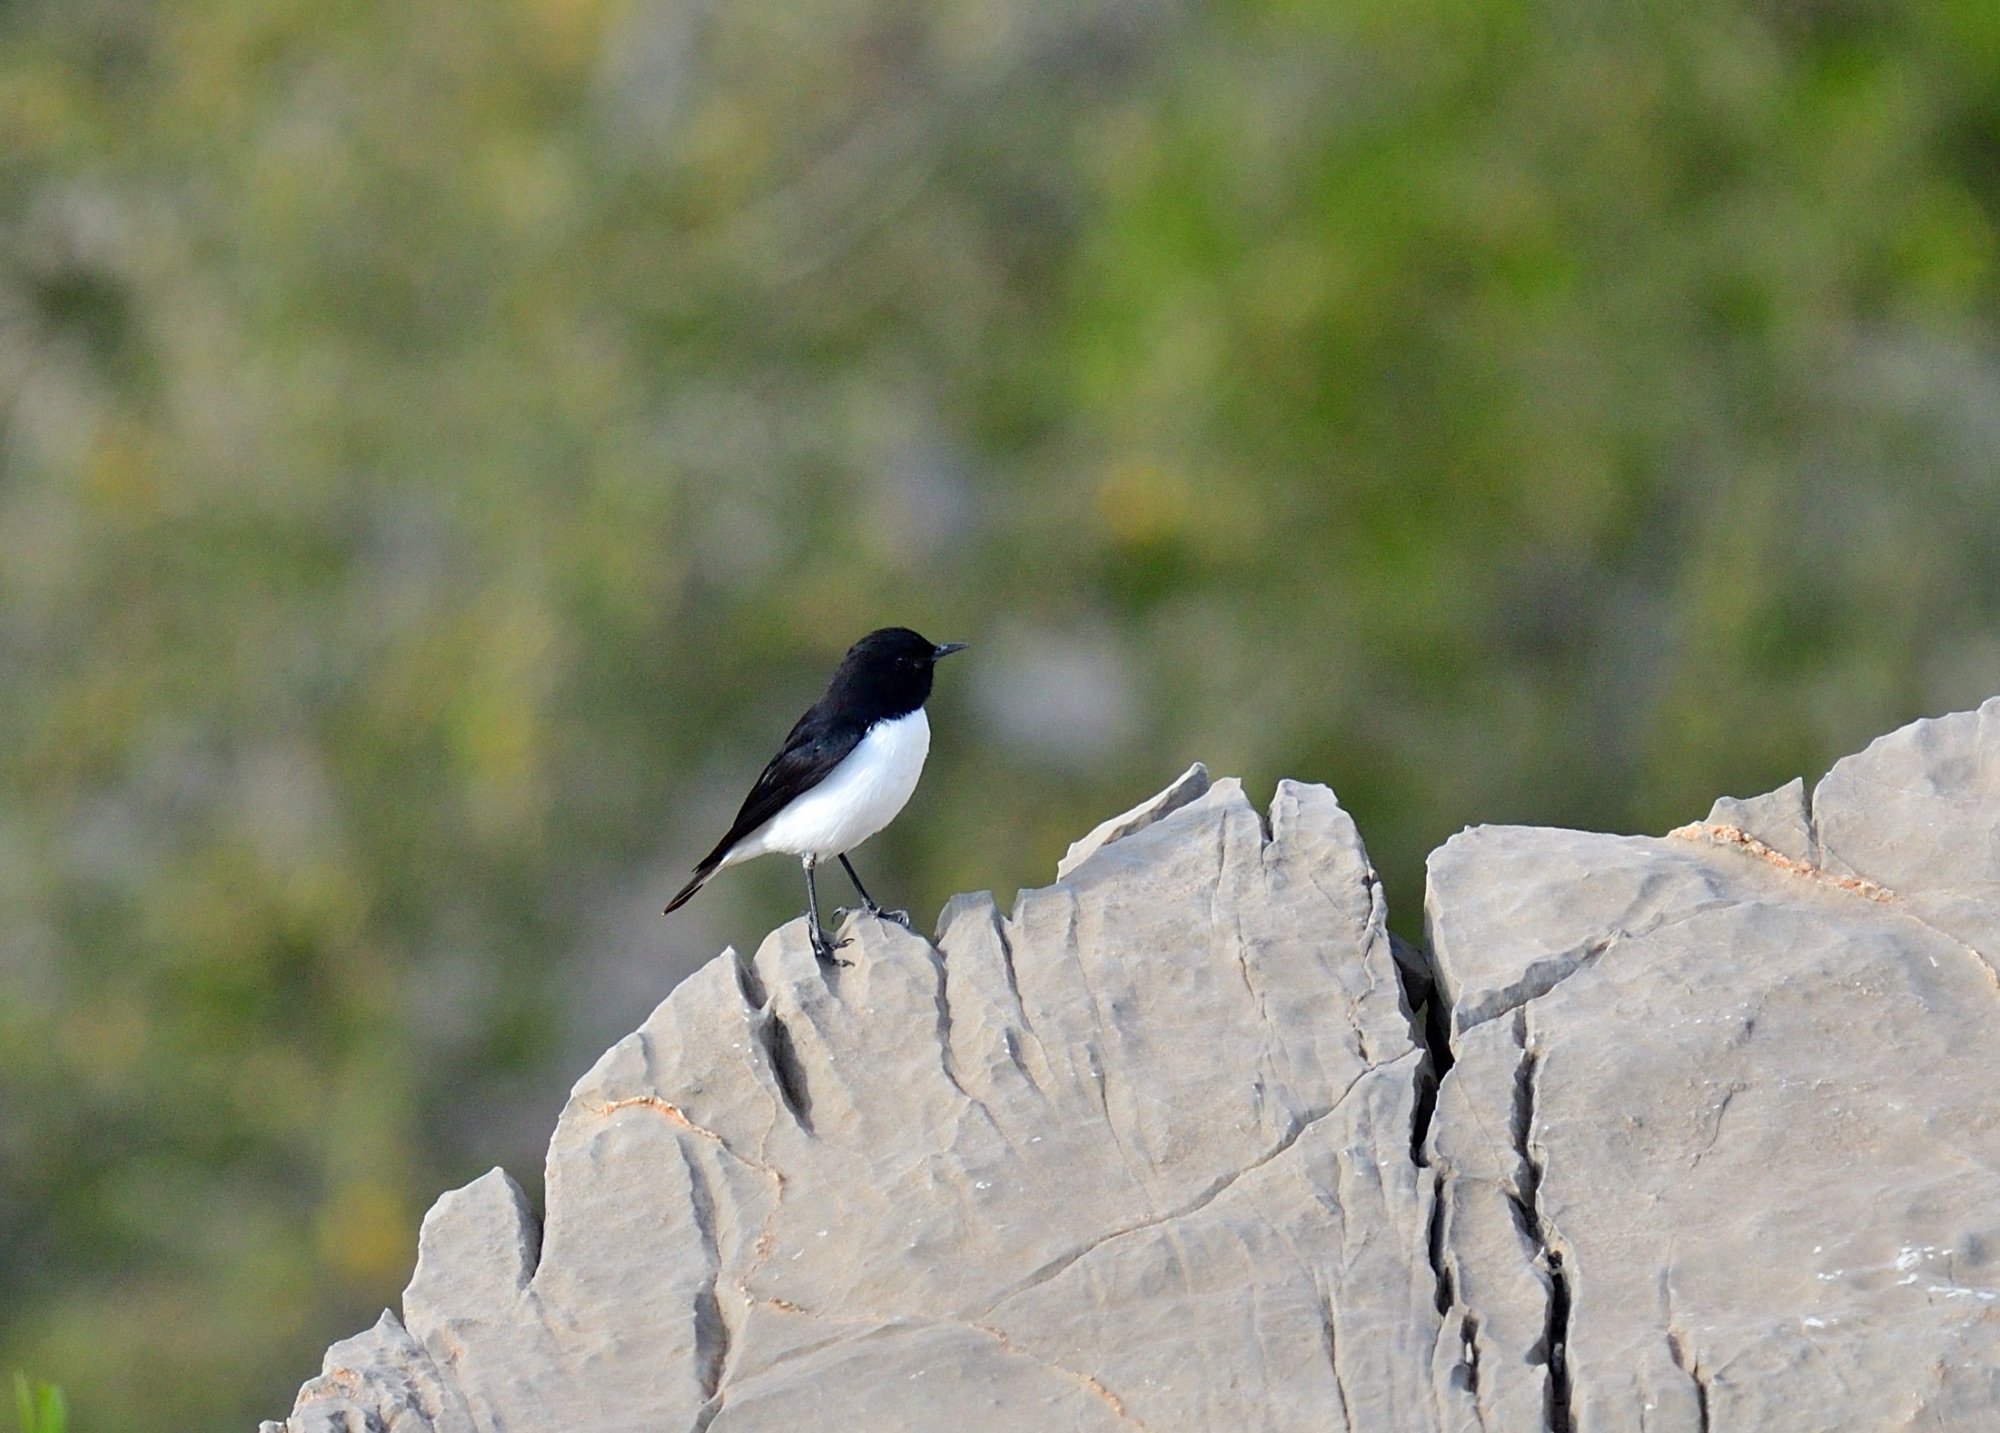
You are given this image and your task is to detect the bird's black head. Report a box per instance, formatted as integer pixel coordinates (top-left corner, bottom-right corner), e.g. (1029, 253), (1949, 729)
(826, 627), (966, 723)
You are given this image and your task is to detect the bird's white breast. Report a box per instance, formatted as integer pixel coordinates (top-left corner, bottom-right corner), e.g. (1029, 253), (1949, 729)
(726, 708), (931, 864)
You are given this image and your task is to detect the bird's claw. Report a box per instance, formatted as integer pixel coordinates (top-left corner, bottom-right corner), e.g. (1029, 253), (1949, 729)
(835, 904), (912, 928)
(810, 930), (852, 968)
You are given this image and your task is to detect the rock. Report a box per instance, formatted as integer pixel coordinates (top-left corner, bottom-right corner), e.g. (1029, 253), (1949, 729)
(259, 1309), (472, 1433)
(269, 702), (2000, 1432)
(1423, 698), (2000, 1430)
(1054, 760), (1210, 879)
(1702, 776), (1814, 864)
(273, 775), (1436, 1430)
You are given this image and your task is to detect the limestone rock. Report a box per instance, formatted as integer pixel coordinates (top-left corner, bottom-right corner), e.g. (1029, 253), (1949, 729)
(1423, 698), (2000, 1431)
(258, 1310), (472, 1433)
(272, 775), (1436, 1431)
(1703, 776), (1814, 864)
(1054, 760), (1210, 879)
(268, 701), (2000, 1432)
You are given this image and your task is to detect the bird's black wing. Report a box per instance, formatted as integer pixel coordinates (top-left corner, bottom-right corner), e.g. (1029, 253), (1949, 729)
(709, 705), (867, 859)
(664, 701), (866, 913)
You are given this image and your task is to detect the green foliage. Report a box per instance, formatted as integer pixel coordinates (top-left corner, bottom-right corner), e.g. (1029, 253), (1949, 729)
(12, 1376), (65, 1433)
(0, 0), (1996, 1428)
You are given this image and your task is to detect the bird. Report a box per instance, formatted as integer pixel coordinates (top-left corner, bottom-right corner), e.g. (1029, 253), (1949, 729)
(664, 627), (966, 963)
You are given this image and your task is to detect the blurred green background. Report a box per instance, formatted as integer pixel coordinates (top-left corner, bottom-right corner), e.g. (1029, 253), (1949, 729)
(1, 0), (1997, 1425)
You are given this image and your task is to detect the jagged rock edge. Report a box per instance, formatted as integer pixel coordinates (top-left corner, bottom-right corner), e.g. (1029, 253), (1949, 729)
(274, 771), (1433, 1431)
(669, 776), (1397, 1422)
(1415, 779), (1964, 1432)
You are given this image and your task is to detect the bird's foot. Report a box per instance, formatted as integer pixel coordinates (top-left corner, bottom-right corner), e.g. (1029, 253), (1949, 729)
(836, 902), (911, 928)
(809, 928), (852, 967)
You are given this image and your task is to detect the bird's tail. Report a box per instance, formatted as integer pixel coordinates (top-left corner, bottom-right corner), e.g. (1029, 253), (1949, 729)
(663, 862), (718, 916)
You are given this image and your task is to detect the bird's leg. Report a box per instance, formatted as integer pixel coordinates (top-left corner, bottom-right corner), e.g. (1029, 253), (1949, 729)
(837, 854), (909, 927)
(837, 853), (878, 911)
(802, 855), (850, 966)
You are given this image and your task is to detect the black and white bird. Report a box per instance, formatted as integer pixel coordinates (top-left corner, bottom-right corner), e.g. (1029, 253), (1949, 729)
(664, 627), (966, 962)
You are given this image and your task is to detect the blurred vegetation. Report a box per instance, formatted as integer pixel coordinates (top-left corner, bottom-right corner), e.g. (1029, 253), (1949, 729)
(12, 1377), (66, 1433)
(0, 0), (1996, 1426)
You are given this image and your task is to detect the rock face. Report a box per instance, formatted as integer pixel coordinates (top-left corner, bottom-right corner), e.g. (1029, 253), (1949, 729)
(1425, 705), (2000, 1431)
(268, 703), (2000, 1432)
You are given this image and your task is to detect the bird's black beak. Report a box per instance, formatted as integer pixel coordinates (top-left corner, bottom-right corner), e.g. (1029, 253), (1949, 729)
(933, 641), (968, 659)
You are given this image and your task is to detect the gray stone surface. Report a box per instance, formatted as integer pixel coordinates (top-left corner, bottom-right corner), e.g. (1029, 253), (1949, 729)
(273, 775), (1436, 1431)
(257, 1310), (472, 1433)
(270, 700), (2000, 1432)
(1054, 760), (1210, 879)
(1703, 776), (1815, 865)
(1424, 698), (2000, 1431)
